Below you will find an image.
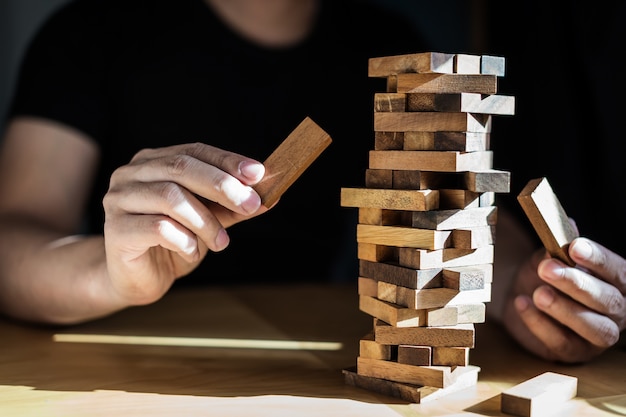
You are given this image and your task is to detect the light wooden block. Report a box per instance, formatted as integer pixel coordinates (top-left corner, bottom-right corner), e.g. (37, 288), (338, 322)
(454, 54), (481, 74)
(396, 284), (492, 310)
(374, 112), (492, 133)
(517, 177), (579, 266)
(464, 169), (510, 193)
(374, 319), (475, 348)
(394, 73), (498, 94)
(359, 331), (393, 360)
(254, 116), (331, 207)
(377, 280), (397, 303)
(368, 52), (455, 77)
(425, 306), (459, 326)
(501, 372), (578, 417)
(398, 245), (494, 269)
(456, 303), (486, 324)
(369, 150), (493, 173)
(443, 266), (487, 291)
(406, 93), (514, 115)
(359, 259), (442, 290)
(356, 224), (451, 250)
(343, 365), (480, 404)
(451, 226), (495, 249)
(410, 206), (497, 230)
(481, 55), (506, 76)
(340, 188), (439, 211)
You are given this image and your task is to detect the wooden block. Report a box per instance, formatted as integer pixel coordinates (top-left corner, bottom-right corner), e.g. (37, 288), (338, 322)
(358, 207), (403, 226)
(398, 246), (494, 269)
(374, 319), (475, 348)
(439, 189), (487, 209)
(432, 346), (470, 366)
(368, 52), (455, 77)
(359, 259), (442, 290)
(454, 54), (481, 74)
(340, 188), (439, 211)
(357, 356), (459, 388)
(394, 73), (498, 94)
(406, 93), (514, 115)
(425, 306), (459, 326)
(501, 372), (578, 417)
(364, 169), (393, 188)
(451, 226), (495, 249)
(374, 92), (407, 112)
(374, 131), (404, 150)
(410, 206), (497, 230)
(254, 117), (331, 207)
(369, 150), (493, 173)
(343, 365), (480, 404)
(357, 242), (396, 263)
(356, 224), (451, 250)
(396, 284), (491, 310)
(443, 266), (486, 291)
(359, 295), (426, 327)
(464, 169), (510, 193)
(374, 112), (492, 133)
(404, 131), (490, 152)
(358, 277), (378, 297)
(517, 177), (579, 266)
(359, 331), (393, 360)
(481, 55), (506, 76)
(398, 345), (432, 366)
(377, 280), (397, 303)
(456, 303), (486, 323)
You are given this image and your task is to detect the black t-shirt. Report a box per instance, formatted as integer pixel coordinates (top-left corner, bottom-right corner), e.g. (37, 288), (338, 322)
(9, 0), (426, 284)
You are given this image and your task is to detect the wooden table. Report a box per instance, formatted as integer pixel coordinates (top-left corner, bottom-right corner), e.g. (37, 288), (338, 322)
(1, 283), (624, 416)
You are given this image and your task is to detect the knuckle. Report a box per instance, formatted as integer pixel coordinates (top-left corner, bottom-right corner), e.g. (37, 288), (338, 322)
(165, 154), (196, 178)
(156, 182), (185, 207)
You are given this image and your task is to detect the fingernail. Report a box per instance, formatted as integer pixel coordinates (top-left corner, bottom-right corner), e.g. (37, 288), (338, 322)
(215, 228), (230, 251)
(572, 239), (592, 260)
(534, 286), (555, 307)
(540, 259), (564, 281)
(240, 188), (261, 214)
(239, 161), (265, 182)
(514, 295), (531, 312)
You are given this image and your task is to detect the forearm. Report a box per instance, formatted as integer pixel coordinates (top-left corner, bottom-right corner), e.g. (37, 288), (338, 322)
(0, 217), (126, 325)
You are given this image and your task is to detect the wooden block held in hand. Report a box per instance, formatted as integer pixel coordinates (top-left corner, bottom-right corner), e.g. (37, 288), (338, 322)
(517, 177), (579, 266)
(254, 117), (332, 207)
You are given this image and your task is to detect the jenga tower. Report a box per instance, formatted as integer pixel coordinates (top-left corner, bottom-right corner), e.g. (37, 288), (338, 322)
(341, 52), (514, 403)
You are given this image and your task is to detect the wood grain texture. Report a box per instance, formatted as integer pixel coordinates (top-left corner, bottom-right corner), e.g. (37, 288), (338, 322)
(359, 259), (442, 290)
(501, 372), (578, 417)
(340, 187), (439, 211)
(368, 150), (493, 172)
(374, 112), (492, 133)
(374, 319), (475, 348)
(517, 177), (579, 266)
(368, 52), (455, 77)
(253, 116), (331, 207)
(356, 224), (451, 250)
(394, 73), (498, 94)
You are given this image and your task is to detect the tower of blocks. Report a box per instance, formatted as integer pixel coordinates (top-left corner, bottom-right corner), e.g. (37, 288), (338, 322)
(340, 52), (514, 403)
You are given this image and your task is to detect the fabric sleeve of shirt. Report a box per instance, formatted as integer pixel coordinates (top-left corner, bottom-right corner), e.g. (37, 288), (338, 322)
(7, 0), (110, 143)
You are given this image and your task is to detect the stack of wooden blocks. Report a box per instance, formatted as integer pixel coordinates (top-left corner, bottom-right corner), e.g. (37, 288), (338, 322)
(341, 51), (515, 403)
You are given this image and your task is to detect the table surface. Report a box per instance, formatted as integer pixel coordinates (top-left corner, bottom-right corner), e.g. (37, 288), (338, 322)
(1, 283), (624, 416)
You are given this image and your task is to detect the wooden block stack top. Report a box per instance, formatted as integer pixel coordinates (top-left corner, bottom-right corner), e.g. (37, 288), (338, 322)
(341, 51), (514, 403)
